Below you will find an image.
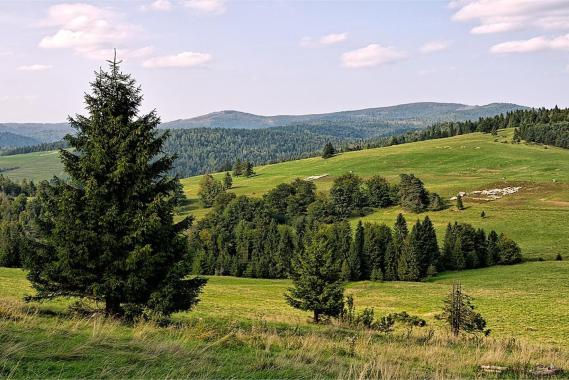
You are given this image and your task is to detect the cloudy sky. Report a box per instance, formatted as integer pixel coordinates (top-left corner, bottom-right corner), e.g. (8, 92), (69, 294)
(1, 0), (569, 122)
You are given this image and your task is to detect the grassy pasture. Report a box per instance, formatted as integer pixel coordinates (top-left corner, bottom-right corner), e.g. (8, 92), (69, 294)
(180, 130), (569, 259)
(1, 263), (569, 378)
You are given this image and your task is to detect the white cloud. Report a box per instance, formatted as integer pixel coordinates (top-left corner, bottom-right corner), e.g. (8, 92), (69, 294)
(142, 51), (212, 68)
(320, 33), (348, 45)
(38, 3), (143, 60)
(17, 64), (53, 72)
(341, 44), (406, 69)
(181, 0), (225, 14)
(420, 40), (451, 53)
(490, 34), (569, 53)
(451, 0), (569, 34)
(141, 0), (173, 11)
(150, 0), (173, 11)
(300, 32), (348, 47)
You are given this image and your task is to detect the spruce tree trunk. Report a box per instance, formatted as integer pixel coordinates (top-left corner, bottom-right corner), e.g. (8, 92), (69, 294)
(105, 297), (122, 316)
(313, 310), (320, 324)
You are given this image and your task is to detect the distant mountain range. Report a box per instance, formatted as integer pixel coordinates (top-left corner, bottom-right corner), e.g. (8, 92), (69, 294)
(0, 102), (527, 147)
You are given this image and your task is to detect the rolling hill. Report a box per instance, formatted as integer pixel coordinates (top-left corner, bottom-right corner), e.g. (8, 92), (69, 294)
(179, 129), (569, 261)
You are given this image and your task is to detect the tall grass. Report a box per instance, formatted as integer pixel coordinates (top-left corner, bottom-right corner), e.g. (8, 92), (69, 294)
(1, 298), (567, 379)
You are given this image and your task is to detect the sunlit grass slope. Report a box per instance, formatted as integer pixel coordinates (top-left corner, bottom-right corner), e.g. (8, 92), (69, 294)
(0, 150), (64, 181)
(181, 129), (569, 260)
(2, 261), (569, 346)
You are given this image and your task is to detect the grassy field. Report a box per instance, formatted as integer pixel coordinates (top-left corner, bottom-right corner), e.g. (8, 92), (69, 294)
(2, 263), (569, 378)
(0, 150), (65, 181)
(180, 130), (569, 260)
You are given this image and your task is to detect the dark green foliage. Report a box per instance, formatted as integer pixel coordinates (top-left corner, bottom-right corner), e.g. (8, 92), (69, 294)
(244, 161), (255, 177)
(190, 178), (521, 282)
(398, 174), (444, 213)
(322, 142), (336, 158)
(348, 221), (364, 280)
(285, 232), (345, 323)
(329, 173), (365, 218)
(233, 159), (243, 176)
(397, 226), (421, 282)
(496, 234), (523, 264)
(364, 176), (392, 208)
(223, 172), (233, 189)
(0, 193), (34, 267)
(264, 179), (315, 223)
(414, 216), (440, 277)
(0, 175), (36, 197)
(442, 223), (521, 271)
(24, 60), (206, 317)
(437, 282), (489, 336)
(198, 174), (226, 207)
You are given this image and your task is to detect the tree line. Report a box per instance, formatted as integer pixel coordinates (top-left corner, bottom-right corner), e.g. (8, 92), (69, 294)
(190, 175), (521, 281)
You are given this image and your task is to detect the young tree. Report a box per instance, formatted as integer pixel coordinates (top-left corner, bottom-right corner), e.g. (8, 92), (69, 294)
(26, 58), (206, 317)
(223, 172), (233, 190)
(322, 142), (336, 159)
(198, 174), (225, 207)
(233, 159), (243, 176)
(437, 282), (488, 336)
(244, 161), (255, 177)
(285, 235), (345, 323)
(456, 194), (464, 210)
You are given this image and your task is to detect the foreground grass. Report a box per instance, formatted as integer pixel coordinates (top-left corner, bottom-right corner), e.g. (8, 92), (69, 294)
(5, 262), (569, 346)
(180, 130), (569, 260)
(3, 297), (568, 379)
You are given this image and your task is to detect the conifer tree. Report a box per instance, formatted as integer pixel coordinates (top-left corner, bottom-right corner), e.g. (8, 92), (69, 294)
(417, 216), (439, 276)
(383, 240), (399, 281)
(322, 142), (336, 158)
(275, 226), (295, 278)
(26, 58), (206, 317)
(348, 221), (364, 280)
(397, 227), (421, 281)
(223, 172), (233, 189)
(233, 159), (243, 176)
(456, 194), (464, 210)
(244, 161), (255, 177)
(285, 235), (345, 323)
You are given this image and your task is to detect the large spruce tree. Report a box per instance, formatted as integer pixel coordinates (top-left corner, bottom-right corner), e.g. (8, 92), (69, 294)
(26, 58), (206, 317)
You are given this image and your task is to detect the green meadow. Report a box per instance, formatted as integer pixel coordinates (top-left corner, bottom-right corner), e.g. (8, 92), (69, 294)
(2, 262), (569, 378)
(180, 130), (569, 260)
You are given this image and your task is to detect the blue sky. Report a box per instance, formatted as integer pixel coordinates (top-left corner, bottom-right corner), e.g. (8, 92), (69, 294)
(1, 0), (569, 122)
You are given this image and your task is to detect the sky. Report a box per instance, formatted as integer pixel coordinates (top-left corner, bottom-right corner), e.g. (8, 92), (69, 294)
(1, 0), (569, 122)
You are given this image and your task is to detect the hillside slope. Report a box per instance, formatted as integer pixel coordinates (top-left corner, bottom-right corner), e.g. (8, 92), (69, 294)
(180, 129), (569, 260)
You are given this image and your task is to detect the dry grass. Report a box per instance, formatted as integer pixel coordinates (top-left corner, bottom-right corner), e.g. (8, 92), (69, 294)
(2, 298), (568, 379)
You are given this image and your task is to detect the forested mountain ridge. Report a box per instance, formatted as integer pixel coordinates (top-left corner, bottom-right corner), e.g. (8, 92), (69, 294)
(160, 102), (526, 130)
(1, 102), (525, 145)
